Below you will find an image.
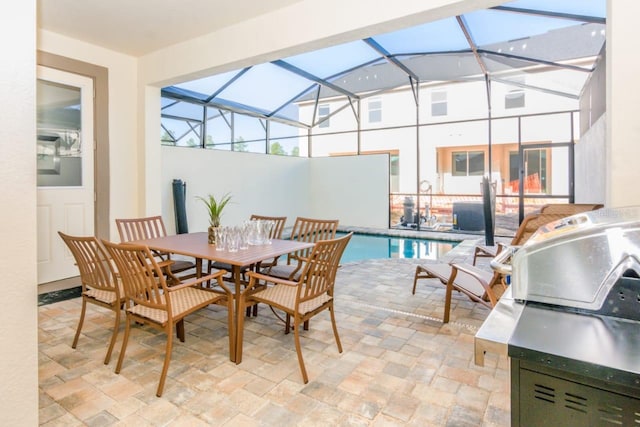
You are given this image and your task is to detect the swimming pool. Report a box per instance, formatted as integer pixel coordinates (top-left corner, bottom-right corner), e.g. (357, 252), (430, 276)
(336, 232), (458, 263)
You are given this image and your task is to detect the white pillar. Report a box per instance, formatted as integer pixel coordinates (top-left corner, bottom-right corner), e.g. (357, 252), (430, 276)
(607, 0), (640, 207)
(0, 0), (39, 424)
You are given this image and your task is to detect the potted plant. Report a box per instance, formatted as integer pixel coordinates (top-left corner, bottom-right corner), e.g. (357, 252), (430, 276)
(196, 192), (232, 244)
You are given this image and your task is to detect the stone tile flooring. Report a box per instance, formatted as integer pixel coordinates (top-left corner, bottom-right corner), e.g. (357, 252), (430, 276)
(38, 240), (510, 426)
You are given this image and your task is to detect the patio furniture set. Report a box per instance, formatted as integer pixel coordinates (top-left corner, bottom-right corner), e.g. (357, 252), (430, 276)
(60, 215), (350, 397)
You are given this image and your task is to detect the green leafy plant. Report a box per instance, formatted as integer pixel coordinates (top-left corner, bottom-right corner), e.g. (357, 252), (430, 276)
(196, 192), (232, 228)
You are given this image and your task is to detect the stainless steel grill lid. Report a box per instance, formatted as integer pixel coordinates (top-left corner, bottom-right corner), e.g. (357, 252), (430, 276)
(506, 206), (640, 310)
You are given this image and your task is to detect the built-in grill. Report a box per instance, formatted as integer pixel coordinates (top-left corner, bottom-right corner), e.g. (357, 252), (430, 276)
(492, 207), (640, 426)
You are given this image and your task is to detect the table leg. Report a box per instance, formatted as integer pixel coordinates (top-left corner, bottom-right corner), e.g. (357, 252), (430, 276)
(233, 265), (241, 364)
(195, 258), (202, 278)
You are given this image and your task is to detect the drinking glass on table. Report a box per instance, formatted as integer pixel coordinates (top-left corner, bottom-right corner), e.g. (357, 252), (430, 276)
(263, 220), (274, 244)
(248, 220), (260, 245)
(215, 227), (227, 251)
(239, 222), (249, 250)
(227, 226), (240, 252)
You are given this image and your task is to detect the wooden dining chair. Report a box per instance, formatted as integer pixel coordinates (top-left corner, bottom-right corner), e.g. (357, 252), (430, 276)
(102, 240), (234, 397)
(58, 232), (124, 365)
(237, 232), (352, 383)
(264, 216), (339, 281)
(116, 215), (196, 281)
(260, 217), (339, 331)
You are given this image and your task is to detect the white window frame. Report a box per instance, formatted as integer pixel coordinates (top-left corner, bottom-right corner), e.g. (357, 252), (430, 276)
(431, 90), (447, 116)
(368, 97), (382, 123)
(505, 88), (525, 109)
(318, 104), (330, 128)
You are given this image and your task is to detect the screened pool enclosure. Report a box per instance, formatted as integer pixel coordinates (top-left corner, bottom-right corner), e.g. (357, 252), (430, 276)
(160, 0), (606, 235)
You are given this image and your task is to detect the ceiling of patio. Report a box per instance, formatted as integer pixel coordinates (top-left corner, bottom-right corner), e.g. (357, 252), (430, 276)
(162, 0), (606, 129)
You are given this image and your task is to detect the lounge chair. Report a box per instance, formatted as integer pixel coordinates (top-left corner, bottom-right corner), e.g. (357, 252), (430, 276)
(539, 203), (603, 215)
(412, 261), (507, 323)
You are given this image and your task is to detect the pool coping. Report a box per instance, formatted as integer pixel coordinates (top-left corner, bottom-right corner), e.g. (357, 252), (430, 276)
(337, 225), (488, 243)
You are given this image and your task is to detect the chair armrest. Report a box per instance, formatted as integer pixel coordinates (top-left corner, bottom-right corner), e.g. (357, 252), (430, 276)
(156, 259), (174, 269)
(243, 271), (298, 294)
(167, 269), (232, 294)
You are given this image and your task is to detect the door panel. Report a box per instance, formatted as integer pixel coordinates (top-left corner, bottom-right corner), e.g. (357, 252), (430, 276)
(37, 66), (94, 284)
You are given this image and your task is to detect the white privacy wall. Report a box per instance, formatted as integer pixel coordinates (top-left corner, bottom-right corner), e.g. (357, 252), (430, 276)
(160, 146), (389, 232)
(309, 155), (389, 228)
(160, 146), (308, 233)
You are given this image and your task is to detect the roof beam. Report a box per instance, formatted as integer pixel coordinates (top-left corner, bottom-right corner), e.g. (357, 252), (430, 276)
(491, 6), (605, 24)
(363, 37), (420, 81)
(269, 82), (318, 118)
(162, 90), (310, 129)
(456, 15), (491, 109)
(272, 59), (359, 99)
(205, 67), (251, 103)
(314, 101), (351, 128)
(456, 15), (489, 76)
(161, 99), (180, 111)
(160, 113), (202, 123)
(478, 49), (594, 73)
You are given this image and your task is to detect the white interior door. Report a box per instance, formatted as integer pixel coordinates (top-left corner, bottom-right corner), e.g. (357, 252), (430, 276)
(37, 66), (94, 284)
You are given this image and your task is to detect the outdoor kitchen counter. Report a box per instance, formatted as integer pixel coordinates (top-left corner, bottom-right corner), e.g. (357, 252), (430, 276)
(474, 287), (524, 366)
(508, 303), (640, 387)
(507, 299), (640, 425)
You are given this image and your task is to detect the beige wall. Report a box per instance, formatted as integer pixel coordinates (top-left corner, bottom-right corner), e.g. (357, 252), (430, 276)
(0, 0), (38, 424)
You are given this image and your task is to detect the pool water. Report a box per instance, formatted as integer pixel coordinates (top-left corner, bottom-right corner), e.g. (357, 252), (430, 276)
(337, 232), (458, 263)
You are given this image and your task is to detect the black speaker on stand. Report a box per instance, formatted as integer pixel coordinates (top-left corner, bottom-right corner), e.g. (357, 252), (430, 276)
(172, 179), (189, 234)
(482, 177), (495, 246)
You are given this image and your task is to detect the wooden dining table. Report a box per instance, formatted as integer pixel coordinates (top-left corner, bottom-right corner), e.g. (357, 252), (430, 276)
(129, 231), (313, 363)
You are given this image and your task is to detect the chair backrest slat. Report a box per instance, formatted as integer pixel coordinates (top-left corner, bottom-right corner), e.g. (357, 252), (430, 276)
(58, 232), (118, 295)
(116, 215), (168, 243)
(250, 214), (287, 239)
(288, 217), (339, 263)
(297, 232), (352, 304)
(103, 241), (171, 313)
